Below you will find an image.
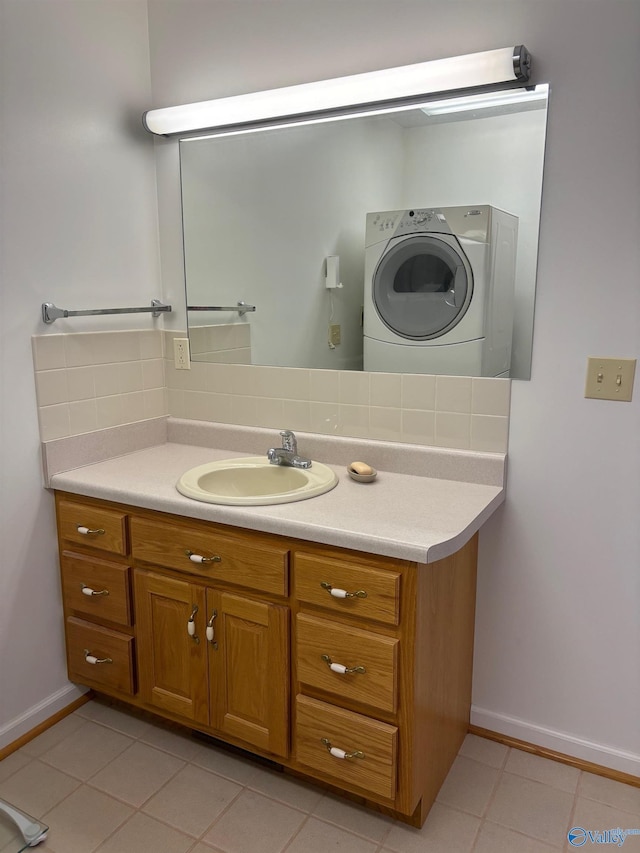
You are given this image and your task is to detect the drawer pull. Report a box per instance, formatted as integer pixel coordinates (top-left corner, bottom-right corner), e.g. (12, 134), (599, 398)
(320, 737), (364, 761)
(320, 654), (366, 675)
(188, 605), (200, 643)
(206, 609), (218, 649)
(77, 526), (105, 536)
(320, 582), (367, 600)
(185, 550), (222, 565)
(81, 584), (109, 597)
(84, 649), (113, 665)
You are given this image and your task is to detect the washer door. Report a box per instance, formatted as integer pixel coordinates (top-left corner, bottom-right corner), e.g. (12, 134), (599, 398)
(372, 234), (473, 340)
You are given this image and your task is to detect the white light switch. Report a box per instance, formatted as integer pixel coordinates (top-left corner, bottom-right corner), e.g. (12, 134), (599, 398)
(585, 357), (636, 401)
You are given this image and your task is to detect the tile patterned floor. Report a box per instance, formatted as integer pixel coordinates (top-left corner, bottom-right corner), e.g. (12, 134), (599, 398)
(1, 699), (640, 852)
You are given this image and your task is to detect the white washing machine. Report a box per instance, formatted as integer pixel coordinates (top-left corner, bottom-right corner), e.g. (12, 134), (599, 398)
(363, 205), (518, 376)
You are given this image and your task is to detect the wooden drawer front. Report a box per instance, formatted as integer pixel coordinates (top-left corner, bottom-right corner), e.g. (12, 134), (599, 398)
(297, 614), (398, 714)
(131, 517), (288, 597)
(294, 553), (400, 625)
(58, 499), (128, 556)
(295, 695), (397, 801)
(66, 617), (135, 695)
(61, 552), (132, 627)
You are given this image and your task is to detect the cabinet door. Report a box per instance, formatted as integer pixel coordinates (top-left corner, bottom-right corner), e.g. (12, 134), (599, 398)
(208, 590), (289, 758)
(134, 570), (209, 725)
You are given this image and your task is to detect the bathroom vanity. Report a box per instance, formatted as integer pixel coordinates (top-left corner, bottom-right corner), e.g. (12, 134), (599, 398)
(49, 433), (505, 827)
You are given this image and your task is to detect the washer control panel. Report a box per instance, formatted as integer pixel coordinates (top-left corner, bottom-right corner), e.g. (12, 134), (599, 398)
(365, 206), (492, 245)
(366, 208), (452, 242)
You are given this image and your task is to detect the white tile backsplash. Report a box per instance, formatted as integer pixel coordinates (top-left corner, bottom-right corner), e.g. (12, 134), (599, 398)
(32, 329), (511, 451)
(33, 331), (169, 441)
(436, 375), (473, 413)
(435, 412), (472, 450)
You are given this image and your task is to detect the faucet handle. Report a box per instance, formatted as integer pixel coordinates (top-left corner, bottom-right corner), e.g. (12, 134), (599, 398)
(280, 429), (297, 452)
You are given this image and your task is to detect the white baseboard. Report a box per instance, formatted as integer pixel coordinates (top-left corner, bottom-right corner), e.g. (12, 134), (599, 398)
(471, 705), (640, 778)
(0, 684), (88, 750)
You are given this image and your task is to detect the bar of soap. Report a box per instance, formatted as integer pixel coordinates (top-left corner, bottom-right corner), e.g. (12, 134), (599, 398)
(349, 461), (374, 475)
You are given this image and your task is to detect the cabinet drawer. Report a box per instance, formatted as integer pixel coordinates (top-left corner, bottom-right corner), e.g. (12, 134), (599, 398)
(294, 553), (400, 625)
(61, 552), (132, 627)
(296, 614), (398, 714)
(130, 517), (288, 597)
(58, 499), (128, 556)
(66, 617), (135, 695)
(295, 695), (397, 801)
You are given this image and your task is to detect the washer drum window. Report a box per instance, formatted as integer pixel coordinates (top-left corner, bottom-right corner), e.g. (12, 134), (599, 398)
(372, 235), (473, 340)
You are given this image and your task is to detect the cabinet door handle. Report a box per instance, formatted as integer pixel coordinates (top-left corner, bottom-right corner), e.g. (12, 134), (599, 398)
(81, 584), (109, 597)
(187, 605), (200, 643)
(84, 649), (113, 665)
(206, 609), (218, 649)
(321, 654), (366, 675)
(320, 582), (367, 600)
(185, 550), (222, 565)
(77, 525), (105, 536)
(320, 738), (364, 761)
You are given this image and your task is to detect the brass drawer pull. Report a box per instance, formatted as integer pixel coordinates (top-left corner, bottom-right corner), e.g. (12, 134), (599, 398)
(206, 609), (218, 649)
(321, 654), (366, 675)
(81, 584), (109, 597)
(320, 737), (364, 761)
(77, 525), (105, 536)
(320, 582), (367, 600)
(84, 649), (113, 665)
(187, 605), (200, 643)
(185, 549), (222, 565)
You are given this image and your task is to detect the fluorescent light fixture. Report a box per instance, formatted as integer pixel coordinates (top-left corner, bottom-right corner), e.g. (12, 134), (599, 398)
(143, 45), (531, 137)
(421, 83), (548, 116)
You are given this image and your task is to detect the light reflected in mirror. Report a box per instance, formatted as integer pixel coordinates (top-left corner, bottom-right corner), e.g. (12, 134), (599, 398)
(180, 84), (548, 379)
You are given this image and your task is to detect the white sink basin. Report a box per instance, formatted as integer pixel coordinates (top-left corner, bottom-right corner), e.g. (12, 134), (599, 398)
(176, 456), (338, 506)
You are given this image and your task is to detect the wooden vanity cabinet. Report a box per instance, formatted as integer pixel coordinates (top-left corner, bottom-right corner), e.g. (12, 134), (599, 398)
(54, 490), (478, 827)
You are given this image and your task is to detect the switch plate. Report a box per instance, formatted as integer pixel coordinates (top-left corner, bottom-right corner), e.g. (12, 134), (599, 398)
(329, 324), (341, 346)
(173, 337), (191, 370)
(585, 357), (636, 401)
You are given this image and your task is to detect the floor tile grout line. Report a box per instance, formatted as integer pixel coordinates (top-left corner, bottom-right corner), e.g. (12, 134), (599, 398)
(478, 818), (567, 851)
(300, 810), (394, 847)
(475, 763), (578, 851)
(91, 806), (146, 853)
(32, 729), (136, 787)
(35, 780), (133, 853)
(279, 812), (313, 853)
(0, 756), (83, 824)
(189, 780), (248, 845)
(82, 751), (188, 812)
(479, 748), (507, 819)
(563, 785), (580, 852)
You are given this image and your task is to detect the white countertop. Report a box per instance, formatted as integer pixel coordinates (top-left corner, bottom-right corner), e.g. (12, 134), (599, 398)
(50, 440), (505, 564)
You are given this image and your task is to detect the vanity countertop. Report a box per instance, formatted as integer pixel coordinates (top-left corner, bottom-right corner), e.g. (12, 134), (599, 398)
(49, 440), (504, 564)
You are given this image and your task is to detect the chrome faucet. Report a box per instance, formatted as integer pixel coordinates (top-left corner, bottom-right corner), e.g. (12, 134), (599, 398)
(267, 430), (312, 469)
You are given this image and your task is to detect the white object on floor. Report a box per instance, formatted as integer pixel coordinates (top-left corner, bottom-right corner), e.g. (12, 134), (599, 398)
(0, 798), (48, 846)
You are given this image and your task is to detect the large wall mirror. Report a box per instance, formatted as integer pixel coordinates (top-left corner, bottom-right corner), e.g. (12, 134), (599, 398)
(180, 83), (548, 379)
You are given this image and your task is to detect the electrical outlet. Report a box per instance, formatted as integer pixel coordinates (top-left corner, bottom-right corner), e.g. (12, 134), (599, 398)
(173, 337), (191, 370)
(585, 357), (636, 401)
(329, 324), (341, 346)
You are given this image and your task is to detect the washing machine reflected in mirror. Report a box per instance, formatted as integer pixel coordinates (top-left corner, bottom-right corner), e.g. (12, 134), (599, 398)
(363, 206), (518, 377)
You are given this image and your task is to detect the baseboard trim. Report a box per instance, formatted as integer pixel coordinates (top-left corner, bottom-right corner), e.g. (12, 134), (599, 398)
(470, 706), (640, 786)
(0, 685), (91, 758)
